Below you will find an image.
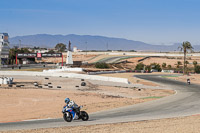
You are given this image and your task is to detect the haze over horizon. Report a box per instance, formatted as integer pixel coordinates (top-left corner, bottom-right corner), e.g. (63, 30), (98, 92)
(1, 0), (200, 45)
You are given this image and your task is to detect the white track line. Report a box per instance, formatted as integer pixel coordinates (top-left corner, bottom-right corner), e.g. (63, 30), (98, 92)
(23, 118), (54, 122)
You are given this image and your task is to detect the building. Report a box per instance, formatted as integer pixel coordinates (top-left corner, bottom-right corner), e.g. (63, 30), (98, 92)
(34, 48), (49, 53)
(73, 46), (82, 52)
(0, 33), (10, 65)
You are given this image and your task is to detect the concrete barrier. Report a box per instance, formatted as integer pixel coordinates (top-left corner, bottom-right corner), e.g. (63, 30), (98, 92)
(0, 71), (129, 84)
(43, 67), (83, 72)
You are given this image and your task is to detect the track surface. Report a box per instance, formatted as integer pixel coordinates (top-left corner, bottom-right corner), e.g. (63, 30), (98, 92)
(1, 75), (200, 131)
(98, 56), (135, 63)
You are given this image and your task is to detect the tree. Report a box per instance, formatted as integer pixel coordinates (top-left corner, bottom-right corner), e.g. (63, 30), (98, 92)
(176, 61), (182, 68)
(162, 63), (167, 68)
(150, 63), (162, 72)
(9, 48), (31, 64)
(178, 41), (193, 74)
(193, 61), (198, 67)
(194, 65), (200, 73)
(135, 63), (145, 70)
(55, 43), (66, 52)
(95, 62), (109, 69)
(185, 61), (189, 67)
(145, 65), (151, 72)
(167, 65), (172, 69)
(47, 49), (55, 54)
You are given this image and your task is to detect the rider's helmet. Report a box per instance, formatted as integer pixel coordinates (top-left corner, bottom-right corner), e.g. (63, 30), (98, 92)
(65, 98), (70, 104)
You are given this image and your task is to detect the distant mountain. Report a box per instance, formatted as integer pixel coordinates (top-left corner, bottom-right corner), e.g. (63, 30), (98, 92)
(9, 34), (200, 51)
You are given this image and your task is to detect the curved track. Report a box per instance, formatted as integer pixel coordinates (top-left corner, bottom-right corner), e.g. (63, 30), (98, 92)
(98, 56), (135, 63)
(1, 75), (200, 131)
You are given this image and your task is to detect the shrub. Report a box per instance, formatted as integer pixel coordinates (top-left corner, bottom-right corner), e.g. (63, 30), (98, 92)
(194, 65), (200, 73)
(162, 63), (166, 68)
(135, 63), (145, 70)
(167, 65), (172, 69)
(193, 61), (198, 67)
(151, 63), (162, 72)
(95, 62), (109, 69)
(145, 65), (151, 72)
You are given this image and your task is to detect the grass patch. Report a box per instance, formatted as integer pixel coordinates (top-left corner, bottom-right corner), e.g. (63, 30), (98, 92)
(161, 75), (180, 78)
(142, 96), (164, 99)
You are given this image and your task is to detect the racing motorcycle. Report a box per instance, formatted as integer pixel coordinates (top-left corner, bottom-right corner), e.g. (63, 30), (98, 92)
(62, 105), (89, 122)
(187, 79), (190, 85)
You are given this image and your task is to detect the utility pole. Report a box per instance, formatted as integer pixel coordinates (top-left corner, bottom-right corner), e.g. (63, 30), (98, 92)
(19, 40), (21, 49)
(85, 41), (87, 55)
(106, 43), (108, 51)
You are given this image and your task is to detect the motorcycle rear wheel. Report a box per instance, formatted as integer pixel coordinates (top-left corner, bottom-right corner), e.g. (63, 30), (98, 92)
(63, 112), (73, 122)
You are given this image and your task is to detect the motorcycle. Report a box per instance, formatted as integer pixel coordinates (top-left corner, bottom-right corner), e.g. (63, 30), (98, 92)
(62, 105), (89, 122)
(187, 79), (190, 85)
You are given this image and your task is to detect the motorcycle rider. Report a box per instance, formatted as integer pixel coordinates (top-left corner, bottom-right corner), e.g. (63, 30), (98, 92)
(187, 78), (190, 85)
(64, 98), (80, 117)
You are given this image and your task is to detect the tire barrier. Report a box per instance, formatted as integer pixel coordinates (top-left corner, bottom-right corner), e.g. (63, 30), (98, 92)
(81, 82), (86, 86)
(34, 82), (38, 85)
(0, 77), (14, 85)
(8, 85), (13, 87)
(57, 86), (61, 88)
(88, 70), (127, 75)
(48, 86), (53, 88)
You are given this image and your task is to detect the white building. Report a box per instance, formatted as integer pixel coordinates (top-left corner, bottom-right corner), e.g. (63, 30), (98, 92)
(73, 46), (82, 52)
(34, 49), (49, 53)
(0, 33), (10, 65)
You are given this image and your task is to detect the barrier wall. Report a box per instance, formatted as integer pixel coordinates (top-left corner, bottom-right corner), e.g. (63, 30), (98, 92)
(108, 52), (200, 57)
(43, 67), (83, 72)
(0, 71), (129, 84)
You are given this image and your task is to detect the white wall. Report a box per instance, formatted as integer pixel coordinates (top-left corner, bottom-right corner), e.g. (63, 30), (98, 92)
(0, 71), (129, 84)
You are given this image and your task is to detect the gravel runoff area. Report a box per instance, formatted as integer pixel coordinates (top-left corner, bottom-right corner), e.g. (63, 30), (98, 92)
(0, 75), (174, 123)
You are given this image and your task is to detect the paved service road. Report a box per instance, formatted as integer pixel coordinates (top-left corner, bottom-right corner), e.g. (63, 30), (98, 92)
(1, 74), (200, 131)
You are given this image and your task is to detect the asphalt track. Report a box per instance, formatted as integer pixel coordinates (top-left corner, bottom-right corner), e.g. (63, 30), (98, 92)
(98, 56), (135, 63)
(1, 74), (200, 131)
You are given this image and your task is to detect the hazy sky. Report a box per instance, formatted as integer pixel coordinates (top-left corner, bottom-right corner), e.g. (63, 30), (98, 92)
(1, 0), (200, 45)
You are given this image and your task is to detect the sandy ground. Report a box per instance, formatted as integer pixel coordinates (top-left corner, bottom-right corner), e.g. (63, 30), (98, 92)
(36, 54), (99, 63)
(100, 73), (159, 86)
(2, 72), (199, 133)
(2, 115), (200, 133)
(117, 56), (200, 68)
(164, 74), (200, 85)
(0, 75), (173, 123)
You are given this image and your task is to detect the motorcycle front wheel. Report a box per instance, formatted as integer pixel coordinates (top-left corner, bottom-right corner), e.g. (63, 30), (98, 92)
(63, 112), (73, 122)
(80, 111), (89, 121)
